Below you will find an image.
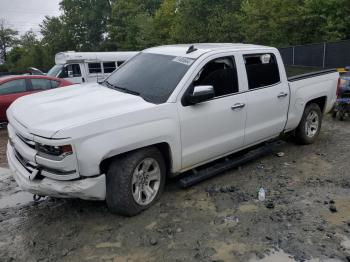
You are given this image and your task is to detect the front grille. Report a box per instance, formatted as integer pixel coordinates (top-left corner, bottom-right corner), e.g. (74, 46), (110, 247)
(14, 148), (38, 173)
(16, 133), (35, 149)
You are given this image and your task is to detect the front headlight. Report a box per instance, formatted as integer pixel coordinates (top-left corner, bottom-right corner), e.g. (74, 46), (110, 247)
(36, 143), (73, 160)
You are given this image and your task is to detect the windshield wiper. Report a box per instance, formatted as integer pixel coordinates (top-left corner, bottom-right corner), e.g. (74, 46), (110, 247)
(103, 81), (140, 96)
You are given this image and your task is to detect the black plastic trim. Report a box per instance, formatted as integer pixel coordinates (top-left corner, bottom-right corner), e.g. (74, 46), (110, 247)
(288, 69), (337, 82)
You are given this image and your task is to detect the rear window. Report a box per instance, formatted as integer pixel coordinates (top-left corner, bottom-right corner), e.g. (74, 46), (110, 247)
(244, 53), (280, 90)
(0, 79), (27, 95)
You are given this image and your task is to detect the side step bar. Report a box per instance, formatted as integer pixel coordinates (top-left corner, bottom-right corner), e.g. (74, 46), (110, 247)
(179, 141), (283, 188)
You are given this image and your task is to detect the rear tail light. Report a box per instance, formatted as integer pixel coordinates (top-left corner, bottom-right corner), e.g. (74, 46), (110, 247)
(336, 78), (341, 97)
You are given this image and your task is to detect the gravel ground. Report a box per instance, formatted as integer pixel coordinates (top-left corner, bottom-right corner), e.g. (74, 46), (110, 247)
(1, 116), (350, 262)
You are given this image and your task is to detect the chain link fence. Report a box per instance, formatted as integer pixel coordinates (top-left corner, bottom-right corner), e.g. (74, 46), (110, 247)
(279, 39), (350, 68)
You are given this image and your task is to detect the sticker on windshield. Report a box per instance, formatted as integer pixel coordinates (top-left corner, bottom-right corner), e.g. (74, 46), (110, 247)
(173, 57), (194, 66)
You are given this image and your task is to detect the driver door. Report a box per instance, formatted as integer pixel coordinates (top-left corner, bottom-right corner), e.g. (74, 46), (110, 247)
(177, 55), (247, 170)
(60, 64), (85, 84)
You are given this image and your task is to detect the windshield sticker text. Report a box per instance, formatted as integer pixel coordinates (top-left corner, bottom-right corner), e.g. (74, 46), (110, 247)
(173, 57), (194, 66)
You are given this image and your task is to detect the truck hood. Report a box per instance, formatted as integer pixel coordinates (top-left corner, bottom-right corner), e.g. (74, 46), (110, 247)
(8, 82), (154, 138)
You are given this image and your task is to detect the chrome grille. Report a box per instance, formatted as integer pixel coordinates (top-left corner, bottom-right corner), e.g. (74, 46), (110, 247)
(14, 148), (38, 173)
(16, 132), (35, 149)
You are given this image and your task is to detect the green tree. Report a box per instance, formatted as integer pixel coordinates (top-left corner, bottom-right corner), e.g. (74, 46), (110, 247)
(301, 0), (350, 43)
(237, 0), (304, 46)
(41, 16), (73, 56)
(20, 30), (39, 48)
(0, 19), (18, 62)
(108, 0), (162, 50)
(59, 0), (112, 51)
(152, 0), (178, 44)
(162, 0), (242, 43)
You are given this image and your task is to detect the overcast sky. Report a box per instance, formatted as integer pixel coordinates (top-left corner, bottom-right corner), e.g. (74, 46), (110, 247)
(0, 0), (61, 36)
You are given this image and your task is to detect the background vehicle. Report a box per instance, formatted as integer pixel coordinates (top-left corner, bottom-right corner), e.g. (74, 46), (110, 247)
(7, 44), (339, 216)
(26, 67), (45, 75)
(46, 51), (138, 84)
(0, 75), (72, 122)
(332, 76), (350, 120)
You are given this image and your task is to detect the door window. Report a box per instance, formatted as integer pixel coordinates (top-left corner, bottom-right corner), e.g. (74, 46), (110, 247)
(59, 64), (81, 78)
(0, 79), (27, 95)
(244, 53), (280, 90)
(88, 63), (102, 74)
(50, 80), (60, 88)
(103, 62), (116, 73)
(193, 56), (239, 97)
(31, 79), (52, 90)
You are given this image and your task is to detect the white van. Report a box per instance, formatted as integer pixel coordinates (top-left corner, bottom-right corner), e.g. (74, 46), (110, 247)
(46, 51), (138, 84)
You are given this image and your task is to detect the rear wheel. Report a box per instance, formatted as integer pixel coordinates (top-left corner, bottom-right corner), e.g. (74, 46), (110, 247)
(295, 103), (322, 144)
(332, 110), (337, 118)
(338, 111), (345, 121)
(106, 147), (166, 216)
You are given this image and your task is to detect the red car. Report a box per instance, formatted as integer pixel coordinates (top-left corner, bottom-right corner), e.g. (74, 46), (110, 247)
(0, 75), (73, 122)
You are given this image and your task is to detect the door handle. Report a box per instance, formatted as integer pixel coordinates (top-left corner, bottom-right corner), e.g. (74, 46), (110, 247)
(277, 92), (288, 98)
(231, 103), (246, 110)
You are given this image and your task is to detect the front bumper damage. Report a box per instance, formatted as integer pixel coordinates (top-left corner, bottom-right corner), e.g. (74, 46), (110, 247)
(7, 144), (106, 200)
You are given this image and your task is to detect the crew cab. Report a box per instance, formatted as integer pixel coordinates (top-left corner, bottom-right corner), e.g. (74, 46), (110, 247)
(6, 44), (339, 216)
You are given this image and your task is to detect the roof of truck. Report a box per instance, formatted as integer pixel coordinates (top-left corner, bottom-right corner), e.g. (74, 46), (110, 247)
(144, 43), (275, 58)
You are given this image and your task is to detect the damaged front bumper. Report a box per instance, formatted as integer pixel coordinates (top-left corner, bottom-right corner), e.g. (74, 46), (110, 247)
(7, 145), (106, 200)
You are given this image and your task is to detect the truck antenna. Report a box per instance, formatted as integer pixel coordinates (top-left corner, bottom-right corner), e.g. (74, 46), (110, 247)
(186, 45), (198, 54)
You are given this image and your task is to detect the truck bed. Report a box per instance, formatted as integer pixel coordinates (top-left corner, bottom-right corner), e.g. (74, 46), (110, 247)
(284, 69), (339, 131)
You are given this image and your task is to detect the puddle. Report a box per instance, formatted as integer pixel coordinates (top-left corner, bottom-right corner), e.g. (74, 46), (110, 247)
(321, 197), (350, 225)
(0, 191), (35, 208)
(250, 250), (342, 262)
(341, 235), (350, 250)
(250, 250), (296, 262)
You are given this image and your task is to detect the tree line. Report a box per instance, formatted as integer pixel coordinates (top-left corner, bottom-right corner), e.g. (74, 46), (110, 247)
(1, 0), (350, 73)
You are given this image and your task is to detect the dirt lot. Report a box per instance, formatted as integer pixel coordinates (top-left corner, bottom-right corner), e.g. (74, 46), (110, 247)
(1, 116), (350, 262)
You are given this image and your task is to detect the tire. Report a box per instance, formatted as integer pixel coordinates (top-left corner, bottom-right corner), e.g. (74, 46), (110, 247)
(338, 111), (345, 121)
(332, 110), (337, 118)
(295, 103), (322, 145)
(106, 147), (166, 216)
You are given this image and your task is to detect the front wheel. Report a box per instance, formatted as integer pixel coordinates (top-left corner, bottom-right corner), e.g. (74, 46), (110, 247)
(106, 147), (166, 216)
(295, 103), (322, 145)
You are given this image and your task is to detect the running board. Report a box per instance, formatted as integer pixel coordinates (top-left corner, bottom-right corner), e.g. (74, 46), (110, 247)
(179, 141), (283, 188)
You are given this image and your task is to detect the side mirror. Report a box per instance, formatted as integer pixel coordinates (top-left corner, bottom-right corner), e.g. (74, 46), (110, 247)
(187, 85), (215, 105)
(68, 70), (74, 78)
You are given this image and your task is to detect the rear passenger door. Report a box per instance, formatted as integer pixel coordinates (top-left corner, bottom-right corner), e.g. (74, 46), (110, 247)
(243, 52), (289, 146)
(30, 78), (53, 92)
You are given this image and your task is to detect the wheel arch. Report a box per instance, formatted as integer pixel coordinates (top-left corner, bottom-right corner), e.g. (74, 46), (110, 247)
(305, 96), (327, 113)
(99, 142), (173, 177)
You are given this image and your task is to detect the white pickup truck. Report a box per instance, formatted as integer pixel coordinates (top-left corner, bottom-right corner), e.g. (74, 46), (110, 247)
(7, 43), (339, 216)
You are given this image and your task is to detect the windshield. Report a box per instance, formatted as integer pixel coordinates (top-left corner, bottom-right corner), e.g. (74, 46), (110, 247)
(47, 64), (64, 77)
(104, 53), (194, 104)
